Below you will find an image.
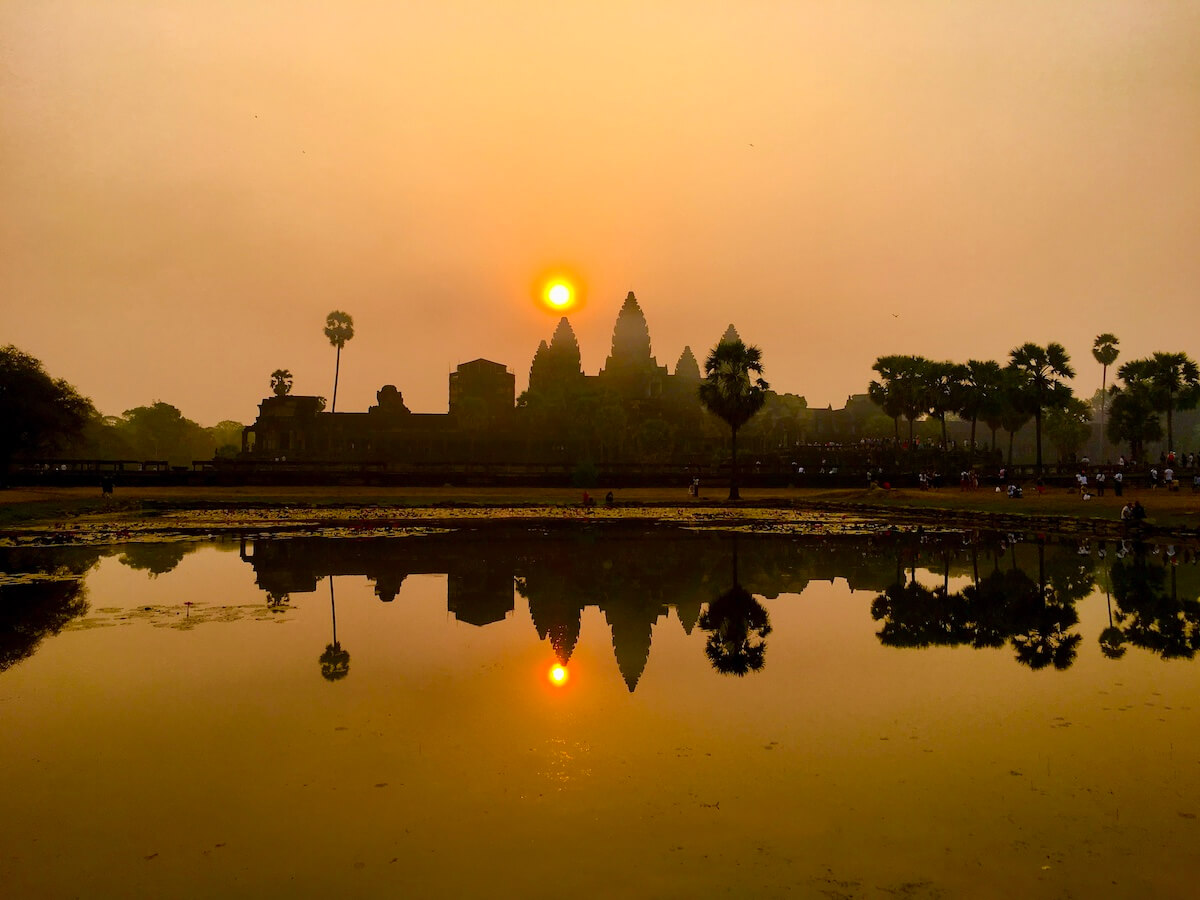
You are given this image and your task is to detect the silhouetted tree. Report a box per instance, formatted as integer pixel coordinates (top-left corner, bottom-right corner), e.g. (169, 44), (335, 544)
(699, 338), (768, 500)
(925, 360), (966, 450)
(270, 368), (293, 397)
(1007, 342), (1075, 475)
(207, 419), (245, 459)
(0, 345), (93, 479)
(1044, 397), (1092, 462)
(1147, 351), (1200, 452)
(119, 402), (208, 465)
(324, 311), (355, 413)
(1092, 334), (1119, 457)
(869, 355), (929, 446)
(1108, 360), (1164, 460)
(867, 371), (904, 441)
(957, 359), (1004, 458)
(995, 368), (1033, 467)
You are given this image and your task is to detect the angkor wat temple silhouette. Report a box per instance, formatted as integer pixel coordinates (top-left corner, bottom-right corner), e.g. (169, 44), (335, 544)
(240, 292), (835, 468)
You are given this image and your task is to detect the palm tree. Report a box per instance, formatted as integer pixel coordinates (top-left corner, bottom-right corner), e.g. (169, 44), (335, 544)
(324, 311), (355, 413)
(870, 355), (930, 447)
(698, 338), (768, 500)
(1007, 342), (1075, 476)
(270, 368), (293, 397)
(867, 378), (903, 442)
(925, 360), (966, 450)
(957, 359), (1004, 458)
(1148, 351), (1200, 451)
(1091, 334), (1119, 457)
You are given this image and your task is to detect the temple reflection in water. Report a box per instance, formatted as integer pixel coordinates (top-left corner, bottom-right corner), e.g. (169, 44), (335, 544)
(230, 526), (1200, 686)
(4, 527), (1199, 684)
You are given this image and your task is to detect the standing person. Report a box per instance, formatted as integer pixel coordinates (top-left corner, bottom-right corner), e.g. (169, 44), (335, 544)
(1095, 470), (1106, 496)
(1114, 470), (1124, 497)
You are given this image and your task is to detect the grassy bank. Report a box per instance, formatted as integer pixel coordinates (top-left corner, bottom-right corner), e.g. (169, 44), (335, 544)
(2, 483), (1197, 536)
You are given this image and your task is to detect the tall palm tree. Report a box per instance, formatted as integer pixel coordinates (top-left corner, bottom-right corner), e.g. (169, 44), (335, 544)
(270, 368), (293, 397)
(1007, 342), (1075, 476)
(1091, 333), (1119, 456)
(925, 360), (966, 450)
(957, 359), (1004, 458)
(870, 354), (930, 447)
(324, 311), (355, 413)
(867, 378), (903, 442)
(1148, 351), (1200, 451)
(699, 338), (768, 500)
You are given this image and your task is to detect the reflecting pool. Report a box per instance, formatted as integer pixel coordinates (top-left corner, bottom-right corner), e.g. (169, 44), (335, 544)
(3, 525), (1200, 897)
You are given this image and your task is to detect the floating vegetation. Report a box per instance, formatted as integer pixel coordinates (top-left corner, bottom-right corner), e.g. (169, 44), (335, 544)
(65, 602), (294, 631)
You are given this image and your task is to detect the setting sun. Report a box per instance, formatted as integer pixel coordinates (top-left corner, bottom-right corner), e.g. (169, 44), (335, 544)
(547, 282), (572, 309)
(548, 664), (569, 686)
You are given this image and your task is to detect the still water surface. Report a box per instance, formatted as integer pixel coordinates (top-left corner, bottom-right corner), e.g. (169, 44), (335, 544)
(2, 525), (1199, 898)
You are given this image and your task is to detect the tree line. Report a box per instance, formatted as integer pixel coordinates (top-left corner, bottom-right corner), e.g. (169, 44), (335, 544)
(1, 345), (242, 471)
(867, 336), (1200, 473)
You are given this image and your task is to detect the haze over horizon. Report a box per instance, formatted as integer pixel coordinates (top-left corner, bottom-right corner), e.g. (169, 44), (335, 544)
(3, 1), (1198, 425)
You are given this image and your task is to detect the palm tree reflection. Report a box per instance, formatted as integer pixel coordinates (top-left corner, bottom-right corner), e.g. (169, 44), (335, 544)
(698, 542), (772, 676)
(871, 537), (1084, 670)
(1097, 553), (1127, 659)
(319, 575), (350, 682)
(1109, 544), (1200, 660)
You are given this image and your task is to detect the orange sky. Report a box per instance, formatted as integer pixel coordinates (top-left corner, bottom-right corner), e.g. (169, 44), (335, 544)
(3, 1), (1198, 425)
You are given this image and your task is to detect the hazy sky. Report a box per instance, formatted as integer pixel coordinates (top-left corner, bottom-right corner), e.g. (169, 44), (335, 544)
(3, 1), (1198, 425)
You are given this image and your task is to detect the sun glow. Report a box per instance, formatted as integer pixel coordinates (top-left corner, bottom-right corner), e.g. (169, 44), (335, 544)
(548, 664), (569, 686)
(546, 282), (572, 309)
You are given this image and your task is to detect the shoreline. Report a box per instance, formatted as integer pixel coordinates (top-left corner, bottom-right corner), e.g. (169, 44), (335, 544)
(2, 484), (1197, 546)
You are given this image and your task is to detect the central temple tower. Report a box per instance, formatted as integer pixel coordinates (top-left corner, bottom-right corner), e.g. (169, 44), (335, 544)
(599, 292), (668, 399)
